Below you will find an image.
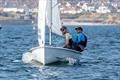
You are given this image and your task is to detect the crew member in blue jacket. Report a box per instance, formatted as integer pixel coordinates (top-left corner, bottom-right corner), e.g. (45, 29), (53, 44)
(73, 27), (87, 52)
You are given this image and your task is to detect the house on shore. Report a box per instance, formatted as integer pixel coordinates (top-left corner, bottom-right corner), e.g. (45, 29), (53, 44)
(3, 7), (24, 13)
(96, 4), (111, 13)
(61, 7), (82, 14)
(87, 4), (96, 12)
(117, 6), (120, 13)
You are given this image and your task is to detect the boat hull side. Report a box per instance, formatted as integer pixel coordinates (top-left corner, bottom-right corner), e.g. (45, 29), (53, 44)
(22, 46), (81, 65)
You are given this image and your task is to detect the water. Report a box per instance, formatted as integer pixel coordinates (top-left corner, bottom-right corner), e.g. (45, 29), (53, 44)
(0, 25), (120, 80)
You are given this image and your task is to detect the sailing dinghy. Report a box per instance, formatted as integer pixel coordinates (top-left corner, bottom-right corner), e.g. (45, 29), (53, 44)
(22, 0), (81, 65)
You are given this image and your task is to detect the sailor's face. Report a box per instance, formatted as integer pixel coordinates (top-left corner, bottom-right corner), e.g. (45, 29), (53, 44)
(75, 30), (77, 33)
(61, 29), (65, 35)
(77, 30), (82, 33)
(63, 29), (66, 34)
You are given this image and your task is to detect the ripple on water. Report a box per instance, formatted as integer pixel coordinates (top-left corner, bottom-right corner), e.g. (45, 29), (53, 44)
(0, 25), (120, 80)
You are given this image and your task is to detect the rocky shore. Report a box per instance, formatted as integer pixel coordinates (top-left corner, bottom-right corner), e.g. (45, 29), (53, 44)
(61, 13), (120, 26)
(62, 21), (119, 26)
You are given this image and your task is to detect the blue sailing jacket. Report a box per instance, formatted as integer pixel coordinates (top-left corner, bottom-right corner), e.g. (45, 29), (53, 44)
(72, 32), (87, 47)
(77, 33), (85, 43)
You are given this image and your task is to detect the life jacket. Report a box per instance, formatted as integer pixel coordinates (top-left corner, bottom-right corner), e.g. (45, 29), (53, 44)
(77, 33), (87, 47)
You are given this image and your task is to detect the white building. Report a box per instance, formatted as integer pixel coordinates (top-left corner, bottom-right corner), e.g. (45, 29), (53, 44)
(77, 2), (81, 7)
(87, 6), (95, 12)
(32, 8), (38, 13)
(3, 8), (18, 12)
(117, 6), (120, 12)
(17, 8), (24, 13)
(61, 8), (82, 14)
(81, 3), (88, 11)
(66, 2), (71, 7)
(96, 4), (111, 13)
(111, 3), (117, 8)
(3, 8), (24, 13)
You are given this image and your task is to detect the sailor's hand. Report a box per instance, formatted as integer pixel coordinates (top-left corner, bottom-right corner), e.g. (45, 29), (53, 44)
(63, 45), (67, 48)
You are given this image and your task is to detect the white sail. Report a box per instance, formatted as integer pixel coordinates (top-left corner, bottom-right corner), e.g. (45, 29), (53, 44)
(46, 0), (62, 36)
(38, 0), (47, 46)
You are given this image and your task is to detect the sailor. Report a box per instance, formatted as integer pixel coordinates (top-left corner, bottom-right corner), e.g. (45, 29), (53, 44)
(60, 26), (73, 49)
(73, 27), (87, 52)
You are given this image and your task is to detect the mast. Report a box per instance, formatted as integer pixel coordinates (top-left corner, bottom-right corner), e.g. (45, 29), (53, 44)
(49, 0), (52, 46)
(38, 0), (47, 47)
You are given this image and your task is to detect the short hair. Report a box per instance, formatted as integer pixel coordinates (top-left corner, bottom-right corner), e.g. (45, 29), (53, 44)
(60, 26), (67, 31)
(75, 26), (83, 31)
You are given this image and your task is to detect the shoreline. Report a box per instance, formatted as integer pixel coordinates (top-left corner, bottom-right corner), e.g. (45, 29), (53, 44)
(62, 21), (120, 26)
(0, 19), (32, 25)
(0, 19), (119, 26)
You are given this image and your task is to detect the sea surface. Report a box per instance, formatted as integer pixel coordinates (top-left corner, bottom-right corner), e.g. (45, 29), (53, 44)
(0, 25), (120, 80)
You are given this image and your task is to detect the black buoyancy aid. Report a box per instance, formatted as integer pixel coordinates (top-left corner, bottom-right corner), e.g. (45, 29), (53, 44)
(68, 38), (73, 49)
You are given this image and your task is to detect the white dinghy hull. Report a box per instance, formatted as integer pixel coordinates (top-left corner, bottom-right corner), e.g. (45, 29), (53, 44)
(22, 46), (81, 65)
